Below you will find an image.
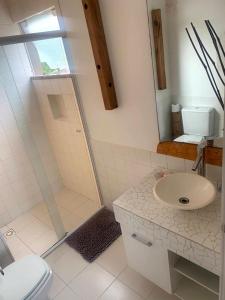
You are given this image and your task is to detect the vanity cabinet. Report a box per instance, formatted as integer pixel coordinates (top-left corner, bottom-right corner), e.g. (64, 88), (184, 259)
(113, 171), (221, 299)
(121, 225), (220, 300)
(121, 227), (172, 293)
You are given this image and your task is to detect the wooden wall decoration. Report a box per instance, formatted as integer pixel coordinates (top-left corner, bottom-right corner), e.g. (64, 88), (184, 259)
(151, 9), (167, 90)
(82, 0), (118, 110)
(157, 141), (222, 167)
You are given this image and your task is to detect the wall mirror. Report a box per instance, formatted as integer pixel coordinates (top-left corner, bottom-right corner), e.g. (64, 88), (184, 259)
(147, 0), (225, 150)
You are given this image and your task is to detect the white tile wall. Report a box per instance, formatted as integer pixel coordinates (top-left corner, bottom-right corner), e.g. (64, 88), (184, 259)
(33, 78), (100, 204)
(0, 2), (62, 226)
(91, 139), (222, 208)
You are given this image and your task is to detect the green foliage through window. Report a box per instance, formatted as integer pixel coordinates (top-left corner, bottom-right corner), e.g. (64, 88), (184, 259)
(41, 62), (60, 75)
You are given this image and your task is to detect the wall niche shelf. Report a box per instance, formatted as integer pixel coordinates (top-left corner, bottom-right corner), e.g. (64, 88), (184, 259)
(48, 94), (67, 120)
(174, 257), (219, 300)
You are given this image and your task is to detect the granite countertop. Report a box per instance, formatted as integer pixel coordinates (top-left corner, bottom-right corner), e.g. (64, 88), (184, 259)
(113, 171), (222, 254)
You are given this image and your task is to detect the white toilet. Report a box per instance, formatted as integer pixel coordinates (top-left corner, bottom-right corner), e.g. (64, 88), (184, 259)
(0, 255), (53, 300)
(174, 106), (215, 143)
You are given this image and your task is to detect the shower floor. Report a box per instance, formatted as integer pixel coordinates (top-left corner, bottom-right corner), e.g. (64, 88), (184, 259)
(0, 188), (100, 261)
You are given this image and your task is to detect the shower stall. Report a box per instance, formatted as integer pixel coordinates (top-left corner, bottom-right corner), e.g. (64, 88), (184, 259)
(0, 4), (101, 260)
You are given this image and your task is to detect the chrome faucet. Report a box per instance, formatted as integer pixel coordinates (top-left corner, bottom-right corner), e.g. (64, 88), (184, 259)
(192, 137), (207, 176)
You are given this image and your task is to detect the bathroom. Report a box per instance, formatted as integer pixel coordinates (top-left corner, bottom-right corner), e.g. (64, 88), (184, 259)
(0, 0), (224, 299)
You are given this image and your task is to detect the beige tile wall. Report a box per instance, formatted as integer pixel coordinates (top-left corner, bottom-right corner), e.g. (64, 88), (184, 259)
(0, 2), (62, 226)
(91, 139), (222, 208)
(33, 77), (100, 204)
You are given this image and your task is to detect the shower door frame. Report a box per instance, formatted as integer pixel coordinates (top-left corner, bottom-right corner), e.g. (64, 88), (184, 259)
(0, 30), (69, 243)
(0, 17), (103, 252)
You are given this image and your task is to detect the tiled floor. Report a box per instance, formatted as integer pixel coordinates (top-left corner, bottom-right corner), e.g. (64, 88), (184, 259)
(46, 237), (178, 300)
(0, 188), (100, 259)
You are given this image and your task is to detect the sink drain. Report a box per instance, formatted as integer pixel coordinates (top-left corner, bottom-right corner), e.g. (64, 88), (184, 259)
(178, 197), (190, 205)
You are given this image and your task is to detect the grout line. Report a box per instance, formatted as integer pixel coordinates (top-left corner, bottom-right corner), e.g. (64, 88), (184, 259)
(114, 266), (147, 299)
(54, 258), (89, 286)
(52, 285), (78, 300)
(96, 253), (128, 299)
(51, 273), (67, 299)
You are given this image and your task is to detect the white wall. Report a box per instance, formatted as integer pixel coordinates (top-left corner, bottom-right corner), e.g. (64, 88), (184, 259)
(6, 0), (160, 150)
(59, 0), (160, 151)
(5, 0), (222, 209)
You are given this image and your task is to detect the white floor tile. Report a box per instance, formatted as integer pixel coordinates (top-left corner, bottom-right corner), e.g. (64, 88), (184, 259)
(28, 229), (58, 255)
(6, 235), (32, 260)
(16, 219), (51, 246)
(49, 273), (66, 299)
(118, 266), (155, 299)
(3, 188), (99, 260)
(148, 286), (178, 300)
(17, 217), (49, 237)
(45, 243), (71, 265)
(56, 189), (88, 213)
(30, 203), (54, 229)
(50, 246), (88, 283)
(69, 263), (115, 300)
(100, 280), (143, 300)
(30, 202), (49, 217)
(8, 213), (37, 233)
(96, 236), (127, 276)
(59, 208), (83, 232)
(54, 286), (82, 300)
(75, 200), (100, 220)
(45, 240), (178, 300)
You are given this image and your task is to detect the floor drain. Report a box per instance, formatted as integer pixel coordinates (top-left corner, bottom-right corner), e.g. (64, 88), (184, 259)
(5, 229), (15, 237)
(178, 197), (190, 205)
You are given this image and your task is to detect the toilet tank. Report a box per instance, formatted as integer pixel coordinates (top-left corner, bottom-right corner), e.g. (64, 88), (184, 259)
(182, 106), (215, 136)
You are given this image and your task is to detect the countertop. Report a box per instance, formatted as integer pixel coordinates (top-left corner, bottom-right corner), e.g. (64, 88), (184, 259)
(113, 170), (222, 254)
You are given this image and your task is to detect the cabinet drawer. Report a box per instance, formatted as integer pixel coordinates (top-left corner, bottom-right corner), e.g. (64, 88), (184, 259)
(122, 229), (172, 293)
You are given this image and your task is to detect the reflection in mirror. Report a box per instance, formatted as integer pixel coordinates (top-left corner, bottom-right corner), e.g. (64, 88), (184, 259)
(147, 0), (225, 147)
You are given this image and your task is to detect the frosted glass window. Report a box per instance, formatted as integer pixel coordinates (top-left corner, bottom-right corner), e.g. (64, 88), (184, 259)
(20, 9), (69, 76)
(20, 9), (60, 34)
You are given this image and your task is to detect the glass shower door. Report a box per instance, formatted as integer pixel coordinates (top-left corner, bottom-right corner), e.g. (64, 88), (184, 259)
(0, 44), (66, 257)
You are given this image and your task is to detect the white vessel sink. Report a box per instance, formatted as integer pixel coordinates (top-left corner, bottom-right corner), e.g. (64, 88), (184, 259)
(153, 173), (216, 210)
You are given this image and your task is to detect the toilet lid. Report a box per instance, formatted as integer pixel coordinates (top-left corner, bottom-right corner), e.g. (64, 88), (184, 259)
(0, 255), (51, 300)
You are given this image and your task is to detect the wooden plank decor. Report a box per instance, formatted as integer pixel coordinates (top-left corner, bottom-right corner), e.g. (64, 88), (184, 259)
(82, 0), (118, 110)
(157, 141), (223, 166)
(151, 9), (167, 90)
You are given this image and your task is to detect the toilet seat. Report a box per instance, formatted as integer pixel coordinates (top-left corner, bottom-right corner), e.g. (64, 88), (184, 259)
(0, 255), (52, 300)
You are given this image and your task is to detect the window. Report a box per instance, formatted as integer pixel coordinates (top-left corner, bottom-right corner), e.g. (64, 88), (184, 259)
(20, 9), (70, 76)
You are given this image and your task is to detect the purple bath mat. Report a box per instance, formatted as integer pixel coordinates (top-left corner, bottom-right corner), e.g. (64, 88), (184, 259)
(66, 207), (121, 262)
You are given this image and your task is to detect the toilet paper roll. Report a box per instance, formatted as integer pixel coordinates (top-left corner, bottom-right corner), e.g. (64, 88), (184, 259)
(171, 104), (181, 112)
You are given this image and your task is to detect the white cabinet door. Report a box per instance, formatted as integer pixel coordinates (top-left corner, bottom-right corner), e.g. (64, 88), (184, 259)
(122, 229), (172, 294)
